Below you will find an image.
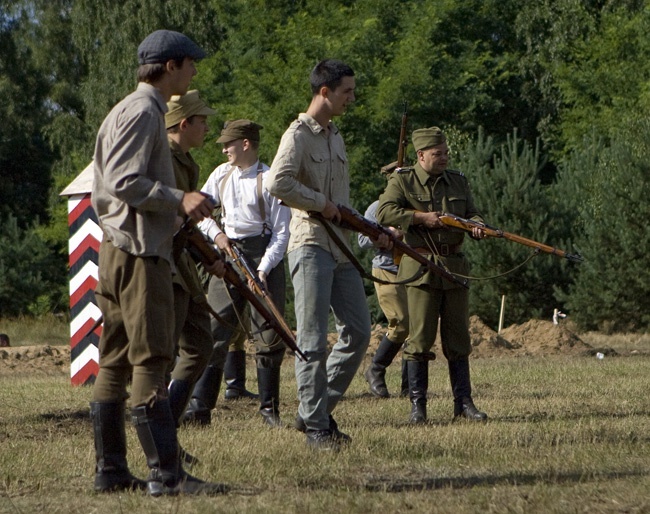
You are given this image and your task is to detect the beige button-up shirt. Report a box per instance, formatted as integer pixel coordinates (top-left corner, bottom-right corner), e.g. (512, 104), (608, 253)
(266, 113), (352, 261)
(92, 82), (184, 263)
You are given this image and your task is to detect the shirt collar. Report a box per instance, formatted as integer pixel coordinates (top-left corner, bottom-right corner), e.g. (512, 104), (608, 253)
(298, 112), (339, 136)
(236, 160), (260, 177)
(414, 162), (450, 187)
(137, 82), (168, 114)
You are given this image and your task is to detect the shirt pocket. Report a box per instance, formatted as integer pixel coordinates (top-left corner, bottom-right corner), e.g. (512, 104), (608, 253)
(408, 192), (431, 209)
(308, 152), (329, 191)
(445, 195), (467, 215)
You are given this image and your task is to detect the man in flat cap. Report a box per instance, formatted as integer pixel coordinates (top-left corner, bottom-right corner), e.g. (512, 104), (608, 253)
(183, 119), (291, 429)
(376, 126), (488, 425)
(163, 90), (222, 434)
(91, 30), (227, 496)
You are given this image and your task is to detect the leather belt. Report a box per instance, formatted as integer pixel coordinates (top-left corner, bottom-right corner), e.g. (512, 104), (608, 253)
(412, 243), (462, 256)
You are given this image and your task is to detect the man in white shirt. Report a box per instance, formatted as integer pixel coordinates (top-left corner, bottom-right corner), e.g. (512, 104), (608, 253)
(184, 119), (291, 427)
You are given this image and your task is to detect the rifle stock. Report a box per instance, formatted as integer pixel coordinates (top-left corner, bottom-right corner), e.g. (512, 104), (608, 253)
(438, 213), (583, 263)
(323, 205), (468, 288)
(227, 244), (298, 355)
(180, 220), (307, 361)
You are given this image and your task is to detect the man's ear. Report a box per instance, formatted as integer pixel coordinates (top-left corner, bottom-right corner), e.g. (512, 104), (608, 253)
(179, 118), (189, 131)
(319, 85), (330, 99)
(241, 139), (250, 151)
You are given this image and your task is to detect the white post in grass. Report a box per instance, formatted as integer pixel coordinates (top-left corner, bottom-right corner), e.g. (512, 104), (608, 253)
(497, 295), (506, 334)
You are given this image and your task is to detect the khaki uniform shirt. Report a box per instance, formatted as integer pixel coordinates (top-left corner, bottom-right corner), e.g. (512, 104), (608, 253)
(377, 163), (483, 289)
(168, 138), (204, 298)
(92, 82), (184, 264)
(266, 113), (352, 262)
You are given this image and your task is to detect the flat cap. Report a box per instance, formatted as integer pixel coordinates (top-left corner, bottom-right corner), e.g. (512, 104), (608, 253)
(216, 119), (263, 143)
(137, 30), (206, 65)
(412, 126), (446, 151)
(165, 90), (216, 128)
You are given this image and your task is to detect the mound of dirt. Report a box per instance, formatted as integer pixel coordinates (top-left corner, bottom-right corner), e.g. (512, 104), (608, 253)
(499, 319), (592, 356)
(0, 345), (70, 377)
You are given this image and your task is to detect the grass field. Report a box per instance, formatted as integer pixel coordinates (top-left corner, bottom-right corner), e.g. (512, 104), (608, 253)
(2, 323), (649, 514)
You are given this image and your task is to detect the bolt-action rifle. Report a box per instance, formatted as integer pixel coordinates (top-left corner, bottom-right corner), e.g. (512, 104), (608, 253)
(226, 243), (297, 351)
(311, 205), (468, 288)
(180, 219), (307, 361)
(438, 213), (583, 263)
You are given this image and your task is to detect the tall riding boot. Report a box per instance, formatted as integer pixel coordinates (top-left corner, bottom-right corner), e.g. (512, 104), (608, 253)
(400, 358), (409, 397)
(183, 365), (223, 426)
(168, 379), (199, 467)
(224, 350), (259, 400)
(257, 366), (282, 427)
(449, 358), (488, 421)
(407, 360), (429, 424)
(131, 399), (228, 496)
(90, 401), (145, 492)
(364, 335), (402, 398)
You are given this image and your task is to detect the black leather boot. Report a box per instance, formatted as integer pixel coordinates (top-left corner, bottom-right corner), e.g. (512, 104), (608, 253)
(168, 379), (199, 467)
(449, 358), (488, 421)
(131, 399), (228, 496)
(257, 366), (282, 427)
(90, 401), (146, 492)
(364, 335), (402, 398)
(407, 360), (428, 424)
(183, 365), (222, 426)
(224, 350), (259, 400)
(400, 358), (409, 397)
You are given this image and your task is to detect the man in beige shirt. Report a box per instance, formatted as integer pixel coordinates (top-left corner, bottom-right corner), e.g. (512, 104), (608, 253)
(267, 59), (389, 450)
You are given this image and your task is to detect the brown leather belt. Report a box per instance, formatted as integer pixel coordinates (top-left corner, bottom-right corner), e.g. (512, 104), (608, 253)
(412, 243), (463, 256)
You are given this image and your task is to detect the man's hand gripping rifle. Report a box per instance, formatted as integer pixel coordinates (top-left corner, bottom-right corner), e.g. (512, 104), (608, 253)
(312, 205), (468, 288)
(438, 213), (583, 263)
(180, 219), (307, 361)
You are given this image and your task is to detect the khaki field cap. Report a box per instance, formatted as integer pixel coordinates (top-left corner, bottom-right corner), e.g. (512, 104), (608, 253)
(165, 90), (216, 128)
(137, 29), (206, 65)
(412, 126), (446, 152)
(216, 119), (263, 143)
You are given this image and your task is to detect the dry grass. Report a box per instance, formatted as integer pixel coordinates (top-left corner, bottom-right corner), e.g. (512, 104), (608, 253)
(2, 344), (649, 513)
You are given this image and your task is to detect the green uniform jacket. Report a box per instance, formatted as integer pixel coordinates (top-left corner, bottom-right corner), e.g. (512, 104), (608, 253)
(376, 163), (483, 290)
(169, 138), (205, 301)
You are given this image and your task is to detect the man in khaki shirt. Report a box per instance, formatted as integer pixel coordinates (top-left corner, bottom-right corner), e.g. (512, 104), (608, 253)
(267, 59), (389, 450)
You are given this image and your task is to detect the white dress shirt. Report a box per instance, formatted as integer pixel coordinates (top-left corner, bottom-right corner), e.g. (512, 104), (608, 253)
(199, 160), (291, 275)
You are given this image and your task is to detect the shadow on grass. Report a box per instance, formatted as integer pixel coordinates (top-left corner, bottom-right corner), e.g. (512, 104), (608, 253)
(364, 469), (650, 492)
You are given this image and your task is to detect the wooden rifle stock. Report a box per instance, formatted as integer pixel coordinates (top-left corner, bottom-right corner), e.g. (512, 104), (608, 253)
(181, 220), (307, 361)
(438, 213), (583, 263)
(332, 205), (468, 288)
(227, 244), (298, 356)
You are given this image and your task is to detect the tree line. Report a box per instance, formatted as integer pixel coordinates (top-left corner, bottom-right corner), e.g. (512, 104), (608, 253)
(1, 0), (648, 331)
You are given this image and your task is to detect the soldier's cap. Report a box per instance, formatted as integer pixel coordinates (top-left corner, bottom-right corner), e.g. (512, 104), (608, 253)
(137, 30), (206, 65)
(380, 161), (399, 175)
(216, 119), (263, 143)
(165, 90), (216, 128)
(412, 126), (446, 151)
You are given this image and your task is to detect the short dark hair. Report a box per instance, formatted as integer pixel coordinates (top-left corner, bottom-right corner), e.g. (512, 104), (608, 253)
(137, 57), (185, 84)
(167, 115), (197, 134)
(310, 59), (354, 95)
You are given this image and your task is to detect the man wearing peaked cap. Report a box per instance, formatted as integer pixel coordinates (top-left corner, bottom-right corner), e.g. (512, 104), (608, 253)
(90, 29), (227, 496)
(216, 119), (263, 143)
(376, 125), (489, 426)
(184, 118), (291, 430)
(164, 90), (222, 459)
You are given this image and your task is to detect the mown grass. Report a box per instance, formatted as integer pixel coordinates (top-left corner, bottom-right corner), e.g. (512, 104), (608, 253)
(2, 345), (649, 514)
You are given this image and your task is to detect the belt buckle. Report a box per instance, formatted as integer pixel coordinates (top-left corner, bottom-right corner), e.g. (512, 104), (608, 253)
(439, 243), (450, 256)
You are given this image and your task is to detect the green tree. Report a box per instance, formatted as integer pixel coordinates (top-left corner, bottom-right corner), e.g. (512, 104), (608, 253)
(559, 120), (650, 331)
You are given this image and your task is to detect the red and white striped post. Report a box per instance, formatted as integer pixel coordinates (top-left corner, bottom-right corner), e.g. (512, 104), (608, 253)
(60, 163), (101, 385)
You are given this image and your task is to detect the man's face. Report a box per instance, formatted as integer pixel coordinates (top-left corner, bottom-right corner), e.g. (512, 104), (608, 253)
(326, 75), (356, 116)
(184, 115), (209, 149)
(418, 142), (449, 175)
(170, 57), (197, 95)
(222, 139), (246, 167)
